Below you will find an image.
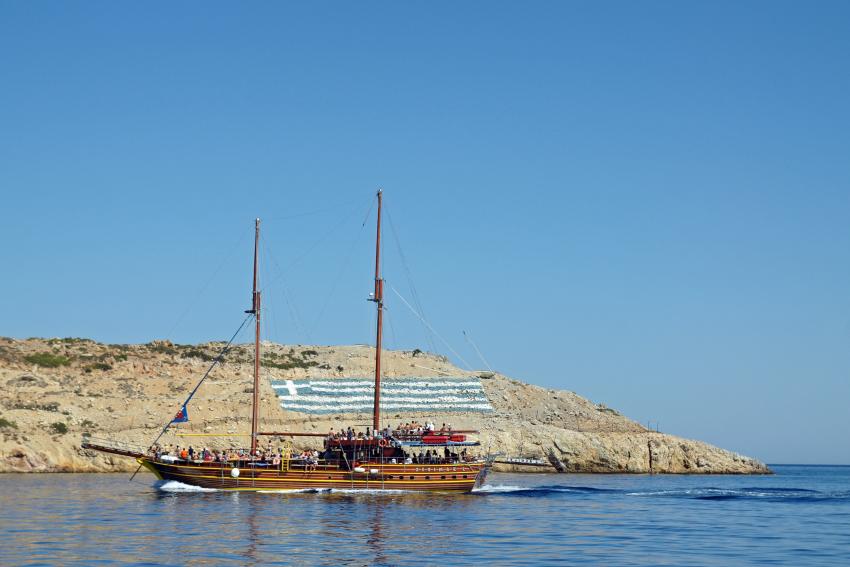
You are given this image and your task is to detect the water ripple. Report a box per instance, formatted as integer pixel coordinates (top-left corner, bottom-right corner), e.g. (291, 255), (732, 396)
(1, 465), (849, 566)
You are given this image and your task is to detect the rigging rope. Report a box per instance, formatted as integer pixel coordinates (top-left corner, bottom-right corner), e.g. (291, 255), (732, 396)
(463, 330), (493, 372)
(311, 199), (373, 331)
(149, 314), (253, 448)
(164, 225), (252, 339)
(261, 235), (311, 343)
(388, 284), (472, 370)
(385, 208), (438, 353)
(260, 195), (372, 294)
(261, 196), (366, 222)
(130, 313), (253, 482)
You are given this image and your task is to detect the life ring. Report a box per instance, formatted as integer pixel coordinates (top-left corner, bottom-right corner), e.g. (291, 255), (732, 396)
(378, 438), (388, 447)
(230, 467), (240, 478)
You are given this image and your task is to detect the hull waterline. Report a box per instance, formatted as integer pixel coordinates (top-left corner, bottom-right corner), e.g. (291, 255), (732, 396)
(139, 457), (488, 492)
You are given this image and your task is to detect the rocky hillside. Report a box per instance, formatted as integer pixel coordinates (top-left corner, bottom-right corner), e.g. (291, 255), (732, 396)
(0, 337), (770, 474)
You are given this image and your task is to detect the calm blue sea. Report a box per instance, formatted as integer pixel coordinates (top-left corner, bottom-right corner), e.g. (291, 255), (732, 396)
(1, 465), (848, 566)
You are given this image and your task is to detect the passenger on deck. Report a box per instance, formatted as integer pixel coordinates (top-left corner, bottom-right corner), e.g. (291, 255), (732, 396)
(188, 446), (195, 460)
(180, 447), (189, 460)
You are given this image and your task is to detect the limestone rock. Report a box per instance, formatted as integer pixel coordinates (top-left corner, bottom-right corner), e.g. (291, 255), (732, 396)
(0, 337), (770, 474)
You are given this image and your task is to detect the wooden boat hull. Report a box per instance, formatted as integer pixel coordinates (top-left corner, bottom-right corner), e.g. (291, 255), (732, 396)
(139, 458), (489, 492)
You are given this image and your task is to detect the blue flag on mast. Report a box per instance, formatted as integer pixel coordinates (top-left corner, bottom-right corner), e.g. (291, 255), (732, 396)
(172, 404), (189, 423)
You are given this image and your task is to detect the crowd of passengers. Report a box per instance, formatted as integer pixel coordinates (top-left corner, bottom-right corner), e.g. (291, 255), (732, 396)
(148, 444), (295, 465)
(327, 421), (455, 442)
(149, 443), (473, 465)
(148, 422), (474, 466)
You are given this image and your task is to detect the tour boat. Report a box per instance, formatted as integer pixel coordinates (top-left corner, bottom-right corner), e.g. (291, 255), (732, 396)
(83, 191), (492, 492)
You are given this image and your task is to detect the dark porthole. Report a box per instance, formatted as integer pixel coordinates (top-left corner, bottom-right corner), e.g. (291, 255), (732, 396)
(452, 475), (457, 479)
(463, 475), (468, 479)
(409, 475), (414, 480)
(425, 475), (430, 480)
(441, 475), (446, 480)
(328, 476), (332, 479)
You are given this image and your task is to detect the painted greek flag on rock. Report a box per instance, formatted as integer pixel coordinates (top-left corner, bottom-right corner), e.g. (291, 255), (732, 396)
(271, 377), (493, 414)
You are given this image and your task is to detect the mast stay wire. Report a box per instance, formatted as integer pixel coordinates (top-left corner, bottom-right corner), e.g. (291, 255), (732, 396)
(385, 208), (438, 354)
(260, 234), (312, 344)
(385, 303), (398, 353)
(260, 241), (284, 346)
(130, 313), (253, 482)
(261, 195), (366, 222)
(388, 284), (472, 370)
(260, 195), (373, 295)
(463, 330), (493, 373)
(311, 196), (374, 332)
(164, 225), (252, 340)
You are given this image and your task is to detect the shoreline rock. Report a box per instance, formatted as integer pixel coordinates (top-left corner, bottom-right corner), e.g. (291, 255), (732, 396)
(0, 337), (770, 474)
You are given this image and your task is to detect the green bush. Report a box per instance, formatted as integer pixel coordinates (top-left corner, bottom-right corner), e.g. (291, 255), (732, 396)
(50, 422), (68, 435)
(181, 349), (215, 361)
(83, 362), (112, 373)
(0, 416), (18, 429)
(146, 341), (178, 355)
(24, 353), (71, 368)
(262, 355), (318, 370)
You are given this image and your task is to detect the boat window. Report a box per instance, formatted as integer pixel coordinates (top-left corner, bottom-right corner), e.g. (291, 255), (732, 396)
(463, 475), (468, 479)
(441, 475), (446, 480)
(425, 476), (430, 480)
(409, 475), (414, 480)
(452, 475), (457, 479)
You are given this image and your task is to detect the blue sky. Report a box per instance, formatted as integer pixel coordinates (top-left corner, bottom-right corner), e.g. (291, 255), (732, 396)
(2, 1), (849, 464)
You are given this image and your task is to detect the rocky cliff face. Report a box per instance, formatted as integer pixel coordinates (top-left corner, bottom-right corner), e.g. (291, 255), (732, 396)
(0, 337), (769, 474)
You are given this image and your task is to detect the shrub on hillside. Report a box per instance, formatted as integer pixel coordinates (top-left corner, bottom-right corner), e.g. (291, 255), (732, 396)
(24, 353), (71, 367)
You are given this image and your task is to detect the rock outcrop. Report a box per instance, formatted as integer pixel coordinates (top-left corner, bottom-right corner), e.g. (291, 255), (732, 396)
(0, 337), (770, 474)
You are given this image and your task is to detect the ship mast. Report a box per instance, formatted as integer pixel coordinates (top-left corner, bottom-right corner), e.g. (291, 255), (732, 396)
(250, 218), (261, 455)
(371, 190), (384, 431)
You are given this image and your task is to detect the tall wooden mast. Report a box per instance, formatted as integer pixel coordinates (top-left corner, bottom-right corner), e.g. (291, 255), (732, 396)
(250, 218), (261, 455)
(371, 190), (384, 431)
